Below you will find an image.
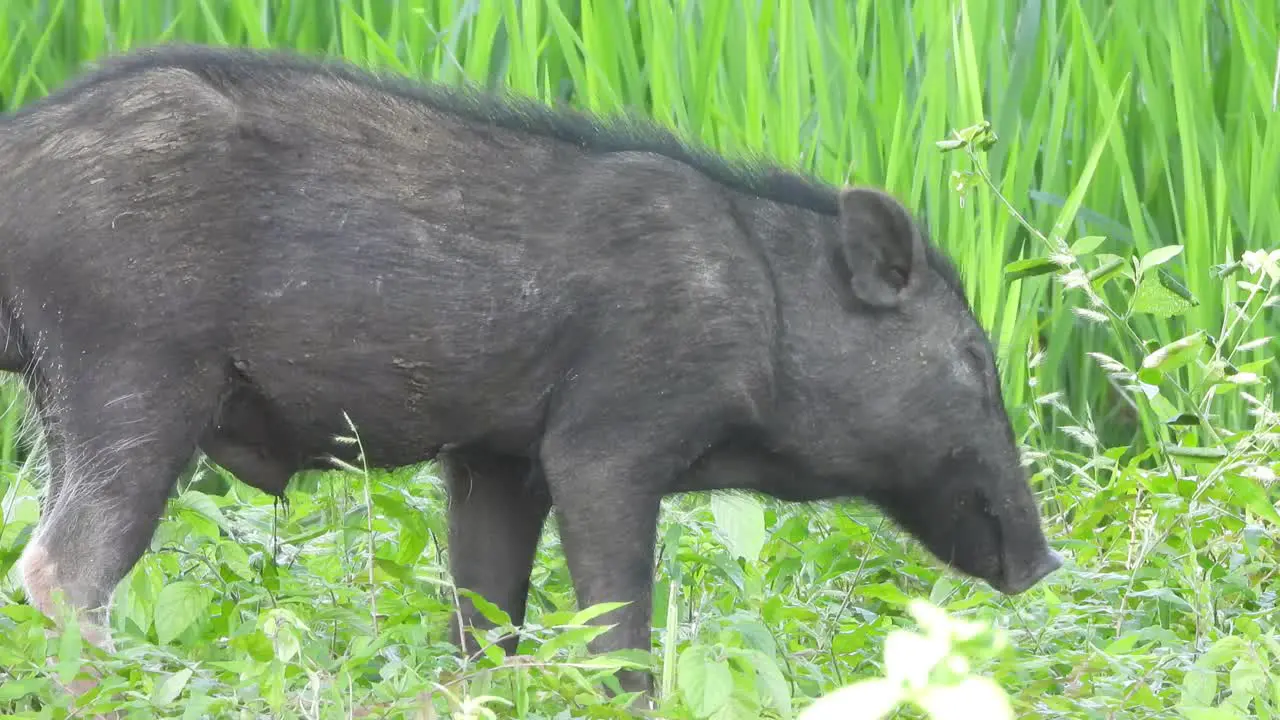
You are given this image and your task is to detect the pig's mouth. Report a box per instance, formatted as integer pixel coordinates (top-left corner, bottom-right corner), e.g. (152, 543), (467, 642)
(865, 480), (1063, 595)
(978, 488), (1063, 595)
(993, 548), (1063, 595)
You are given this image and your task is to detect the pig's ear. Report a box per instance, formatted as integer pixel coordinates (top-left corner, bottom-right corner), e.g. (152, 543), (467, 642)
(830, 187), (927, 309)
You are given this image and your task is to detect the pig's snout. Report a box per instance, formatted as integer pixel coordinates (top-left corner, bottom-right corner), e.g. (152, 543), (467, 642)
(997, 548), (1063, 595)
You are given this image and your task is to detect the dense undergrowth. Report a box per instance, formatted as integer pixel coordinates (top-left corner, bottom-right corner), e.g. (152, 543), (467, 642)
(1, 1), (1279, 718)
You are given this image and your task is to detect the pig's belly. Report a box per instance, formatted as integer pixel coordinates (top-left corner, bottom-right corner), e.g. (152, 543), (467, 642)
(239, 349), (554, 469)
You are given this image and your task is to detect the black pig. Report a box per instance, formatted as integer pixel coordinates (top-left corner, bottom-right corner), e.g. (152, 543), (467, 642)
(1, 45), (1061, 696)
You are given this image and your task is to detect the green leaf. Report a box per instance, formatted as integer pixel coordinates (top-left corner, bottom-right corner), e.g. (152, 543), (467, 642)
(373, 557), (415, 584)
(1133, 271), (1197, 317)
(1197, 636), (1250, 668)
(152, 667), (193, 706)
(181, 688), (216, 720)
(233, 629), (275, 663)
(710, 694), (762, 720)
(458, 589), (514, 628)
(859, 582), (913, 606)
(1179, 707), (1247, 720)
(1224, 475), (1280, 527)
(751, 652), (793, 715)
(569, 601), (630, 627)
(1103, 633), (1143, 655)
(1164, 445), (1230, 463)
(1003, 256), (1061, 281)
(1140, 244), (1185, 275)
(154, 581), (209, 645)
(271, 624), (302, 664)
(1141, 331), (1206, 379)
(678, 645), (734, 717)
(0, 678), (49, 702)
(710, 494), (766, 562)
(0, 524), (33, 580)
(1228, 658), (1266, 703)
(1146, 393), (1182, 424)
(534, 624), (614, 661)
(1070, 235), (1106, 256)
(173, 489), (229, 532)
(55, 613), (82, 686)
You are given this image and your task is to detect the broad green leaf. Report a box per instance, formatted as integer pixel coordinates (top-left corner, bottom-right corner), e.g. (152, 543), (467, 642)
(458, 589), (514, 628)
(1140, 244), (1185, 275)
(1180, 667), (1219, 707)
(928, 575), (957, 607)
(1179, 707), (1247, 720)
(373, 556), (415, 584)
(55, 613), (82, 686)
(1147, 393), (1182, 424)
(173, 489), (228, 532)
(124, 558), (160, 636)
(678, 645), (734, 717)
(710, 494), (766, 562)
(1103, 633), (1143, 655)
(181, 688), (216, 720)
(727, 617), (778, 658)
(1071, 235), (1106, 256)
(1197, 636), (1250, 668)
(1141, 331), (1206, 380)
(0, 678), (49, 702)
(0, 523), (33, 579)
(860, 582), (913, 606)
(1227, 658), (1266, 703)
(155, 581), (209, 645)
(271, 624), (301, 664)
(749, 650), (793, 715)
(1223, 475), (1280, 527)
(233, 629), (275, 663)
(1132, 272), (1197, 317)
(152, 667), (193, 706)
(710, 692), (762, 720)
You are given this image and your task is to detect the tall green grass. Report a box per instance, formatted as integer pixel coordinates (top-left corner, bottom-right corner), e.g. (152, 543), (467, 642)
(1, 2), (1279, 718)
(1, 0), (1276, 450)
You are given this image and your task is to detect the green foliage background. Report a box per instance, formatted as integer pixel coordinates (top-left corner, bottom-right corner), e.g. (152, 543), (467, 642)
(1, 1), (1278, 718)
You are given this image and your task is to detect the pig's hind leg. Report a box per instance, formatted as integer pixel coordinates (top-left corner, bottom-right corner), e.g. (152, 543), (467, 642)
(18, 356), (226, 651)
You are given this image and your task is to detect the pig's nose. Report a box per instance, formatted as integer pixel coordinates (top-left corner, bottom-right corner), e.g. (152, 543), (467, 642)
(1036, 549), (1064, 580)
(1000, 548), (1063, 595)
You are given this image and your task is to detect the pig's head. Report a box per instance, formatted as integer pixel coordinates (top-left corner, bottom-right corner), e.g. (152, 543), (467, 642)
(771, 186), (1061, 596)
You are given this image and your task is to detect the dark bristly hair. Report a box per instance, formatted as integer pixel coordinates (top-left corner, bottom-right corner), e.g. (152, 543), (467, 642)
(9, 43), (966, 297)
